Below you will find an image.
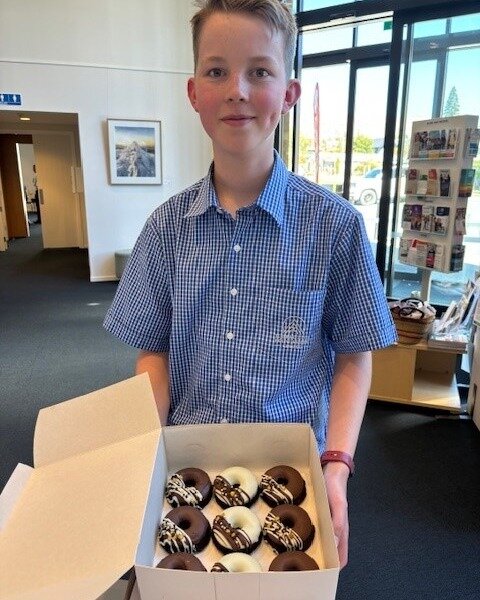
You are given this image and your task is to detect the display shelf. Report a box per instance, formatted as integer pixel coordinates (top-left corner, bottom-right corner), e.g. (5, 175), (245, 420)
(398, 114), (478, 282)
(369, 340), (465, 413)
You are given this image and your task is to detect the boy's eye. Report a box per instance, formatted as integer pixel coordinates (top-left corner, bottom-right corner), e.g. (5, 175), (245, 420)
(253, 68), (269, 78)
(207, 68), (224, 78)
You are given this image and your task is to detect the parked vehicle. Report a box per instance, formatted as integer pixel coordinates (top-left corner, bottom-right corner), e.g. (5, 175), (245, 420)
(349, 167), (406, 205)
(349, 168), (383, 205)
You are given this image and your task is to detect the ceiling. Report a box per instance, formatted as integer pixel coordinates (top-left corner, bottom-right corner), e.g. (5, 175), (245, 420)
(0, 110), (78, 125)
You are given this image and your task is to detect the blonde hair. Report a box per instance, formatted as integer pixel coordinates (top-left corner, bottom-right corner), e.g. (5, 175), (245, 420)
(191, 0), (298, 77)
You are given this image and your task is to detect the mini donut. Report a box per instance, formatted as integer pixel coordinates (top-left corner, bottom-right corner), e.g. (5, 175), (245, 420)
(260, 465), (306, 506)
(211, 552), (262, 573)
(269, 551), (319, 571)
(263, 505), (314, 553)
(158, 506), (211, 554)
(165, 467), (212, 508)
(212, 506), (262, 554)
(157, 552), (207, 571)
(213, 466), (259, 508)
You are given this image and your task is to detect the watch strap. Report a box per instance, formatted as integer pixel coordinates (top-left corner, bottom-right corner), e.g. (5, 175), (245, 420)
(320, 450), (355, 477)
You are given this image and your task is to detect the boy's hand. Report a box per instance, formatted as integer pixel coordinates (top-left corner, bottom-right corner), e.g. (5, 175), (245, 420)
(322, 460), (350, 568)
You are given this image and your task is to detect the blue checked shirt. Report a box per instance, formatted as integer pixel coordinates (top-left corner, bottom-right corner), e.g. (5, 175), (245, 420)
(104, 151), (397, 450)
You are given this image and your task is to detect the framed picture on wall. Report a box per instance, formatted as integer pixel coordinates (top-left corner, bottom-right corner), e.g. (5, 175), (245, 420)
(107, 119), (162, 184)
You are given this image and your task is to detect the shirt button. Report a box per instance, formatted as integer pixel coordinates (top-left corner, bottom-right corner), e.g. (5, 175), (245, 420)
(233, 244), (241, 253)
(226, 331), (235, 340)
(230, 288), (238, 296)
(224, 373), (232, 382)
(220, 418), (229, 424)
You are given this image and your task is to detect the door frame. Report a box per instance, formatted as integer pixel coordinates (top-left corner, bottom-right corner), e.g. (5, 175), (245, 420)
(0, 126), (85, 250)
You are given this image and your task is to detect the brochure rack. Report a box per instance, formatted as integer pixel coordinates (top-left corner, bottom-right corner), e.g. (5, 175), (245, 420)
(398, 114), (479, 299)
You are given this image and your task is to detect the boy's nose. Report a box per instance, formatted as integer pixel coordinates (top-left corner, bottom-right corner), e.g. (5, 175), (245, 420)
(226, 74), (248, 102)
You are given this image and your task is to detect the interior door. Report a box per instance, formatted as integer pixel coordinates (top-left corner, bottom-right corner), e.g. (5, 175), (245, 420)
(32, 132), (80, 248)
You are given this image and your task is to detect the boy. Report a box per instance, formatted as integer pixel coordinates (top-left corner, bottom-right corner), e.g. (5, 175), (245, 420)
(104, 0), (397, 567)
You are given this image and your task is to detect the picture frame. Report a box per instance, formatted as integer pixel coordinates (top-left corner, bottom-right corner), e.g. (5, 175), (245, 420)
(107, 119), (162, 184)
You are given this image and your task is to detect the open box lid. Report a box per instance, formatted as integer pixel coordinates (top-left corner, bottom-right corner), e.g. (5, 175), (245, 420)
(0, 374), (161, 600)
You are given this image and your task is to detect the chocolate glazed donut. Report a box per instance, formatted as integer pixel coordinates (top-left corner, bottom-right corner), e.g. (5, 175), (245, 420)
(165, 468), (213, 508)
(260, 465), (306, 506)
(263, 505), (315, 553)
(158, 506), (211, 553)
(157, 553), (207, 571)
(269, 551), (319, 571)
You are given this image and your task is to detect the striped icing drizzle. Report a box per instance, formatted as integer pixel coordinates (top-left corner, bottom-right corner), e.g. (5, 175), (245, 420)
(212, 515), (252, 551)
(264, 512), (303, 551)
(213, 475), (250, 506)
(158, 517), (195, 553)
(260, 474), (293, 504)
(165, 473), (202, 507)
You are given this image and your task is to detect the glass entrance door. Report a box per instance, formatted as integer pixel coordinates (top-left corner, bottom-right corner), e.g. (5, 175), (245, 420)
(297, 60), (390, 247)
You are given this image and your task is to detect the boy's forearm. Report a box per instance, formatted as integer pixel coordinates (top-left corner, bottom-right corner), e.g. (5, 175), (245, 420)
(135, 350), (171, 425)
(325, 351), (372, 459)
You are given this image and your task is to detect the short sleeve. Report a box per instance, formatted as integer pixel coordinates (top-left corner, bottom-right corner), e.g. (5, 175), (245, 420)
(322, 211), (397, 353)
(103, 217), (172, 352)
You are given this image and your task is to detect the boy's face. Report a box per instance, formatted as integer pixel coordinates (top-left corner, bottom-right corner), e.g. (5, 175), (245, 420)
(188, 12), (300, 161)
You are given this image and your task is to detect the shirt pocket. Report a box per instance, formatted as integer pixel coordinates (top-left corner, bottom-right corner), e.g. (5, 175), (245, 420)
(250, 287), (325, 372)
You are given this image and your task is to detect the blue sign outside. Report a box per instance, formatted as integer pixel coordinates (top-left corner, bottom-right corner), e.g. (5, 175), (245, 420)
(0, 93), (22, 106)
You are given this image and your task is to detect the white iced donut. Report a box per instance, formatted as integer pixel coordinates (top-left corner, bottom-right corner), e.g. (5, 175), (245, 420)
(212, 506), (262, 553)
(213, 466), (259, 507)
(211, 552), (262, 573)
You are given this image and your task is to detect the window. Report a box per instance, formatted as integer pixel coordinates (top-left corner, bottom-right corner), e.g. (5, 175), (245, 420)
(288, 3), (480, 307)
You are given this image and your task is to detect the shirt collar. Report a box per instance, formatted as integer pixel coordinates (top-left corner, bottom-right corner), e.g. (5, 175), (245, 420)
(185, 150), (289, 227)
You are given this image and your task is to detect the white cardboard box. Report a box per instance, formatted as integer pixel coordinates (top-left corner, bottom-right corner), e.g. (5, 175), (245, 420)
(0, 374), (339, 600)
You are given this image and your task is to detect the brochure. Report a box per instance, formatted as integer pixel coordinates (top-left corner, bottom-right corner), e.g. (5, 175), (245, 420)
(417, 172), (428, 195)
(458, 168), (476, 197)
(399, 237), (411, 260)
(445, 128), (457, 157)
(463, 127), (480, 158)
(410, 204), (423, 231)
(402, 204), (413, 230)
(405, 168), (418, 194)
(421, 205), (434, 233)
(433, 206), (450, 235)
(426, 169), (438, 196)
(439, 169), (451, 197)
(454, 207), (466, 235)
(450, 244), (465, 272)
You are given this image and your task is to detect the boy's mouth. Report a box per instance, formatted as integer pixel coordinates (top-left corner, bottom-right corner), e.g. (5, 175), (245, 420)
(221, 114), (253, 124)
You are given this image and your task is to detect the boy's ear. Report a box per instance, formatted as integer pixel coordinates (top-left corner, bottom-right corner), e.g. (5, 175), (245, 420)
(282, 79), (301, 114)
(187, 77), (198, 112)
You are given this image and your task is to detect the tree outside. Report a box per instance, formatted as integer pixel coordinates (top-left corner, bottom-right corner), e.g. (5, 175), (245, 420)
(442, 86), (460, 117)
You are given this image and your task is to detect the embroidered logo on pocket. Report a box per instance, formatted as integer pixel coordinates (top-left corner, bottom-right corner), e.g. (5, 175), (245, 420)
(274, 316), (309, 349)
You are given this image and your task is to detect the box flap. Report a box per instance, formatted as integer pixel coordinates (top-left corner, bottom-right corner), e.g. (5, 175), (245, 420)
(34, 373), (159, 467)
(0, 464), (33, 531)
(0, 375), (161, 600)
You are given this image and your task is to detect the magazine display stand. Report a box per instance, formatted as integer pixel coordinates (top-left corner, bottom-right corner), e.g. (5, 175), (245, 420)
(398, 114), (479, 299)
(370, 115), (478, 412)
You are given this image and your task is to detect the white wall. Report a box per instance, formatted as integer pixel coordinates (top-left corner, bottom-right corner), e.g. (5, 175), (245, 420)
(0, 0), (212, 280)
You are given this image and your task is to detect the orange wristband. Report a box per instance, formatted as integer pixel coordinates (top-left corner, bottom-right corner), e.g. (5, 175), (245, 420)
(320, 450), (355, 477)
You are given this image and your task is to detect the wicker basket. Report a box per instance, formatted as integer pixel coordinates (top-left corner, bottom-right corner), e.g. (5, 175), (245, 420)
(389, 298), (436, 345)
